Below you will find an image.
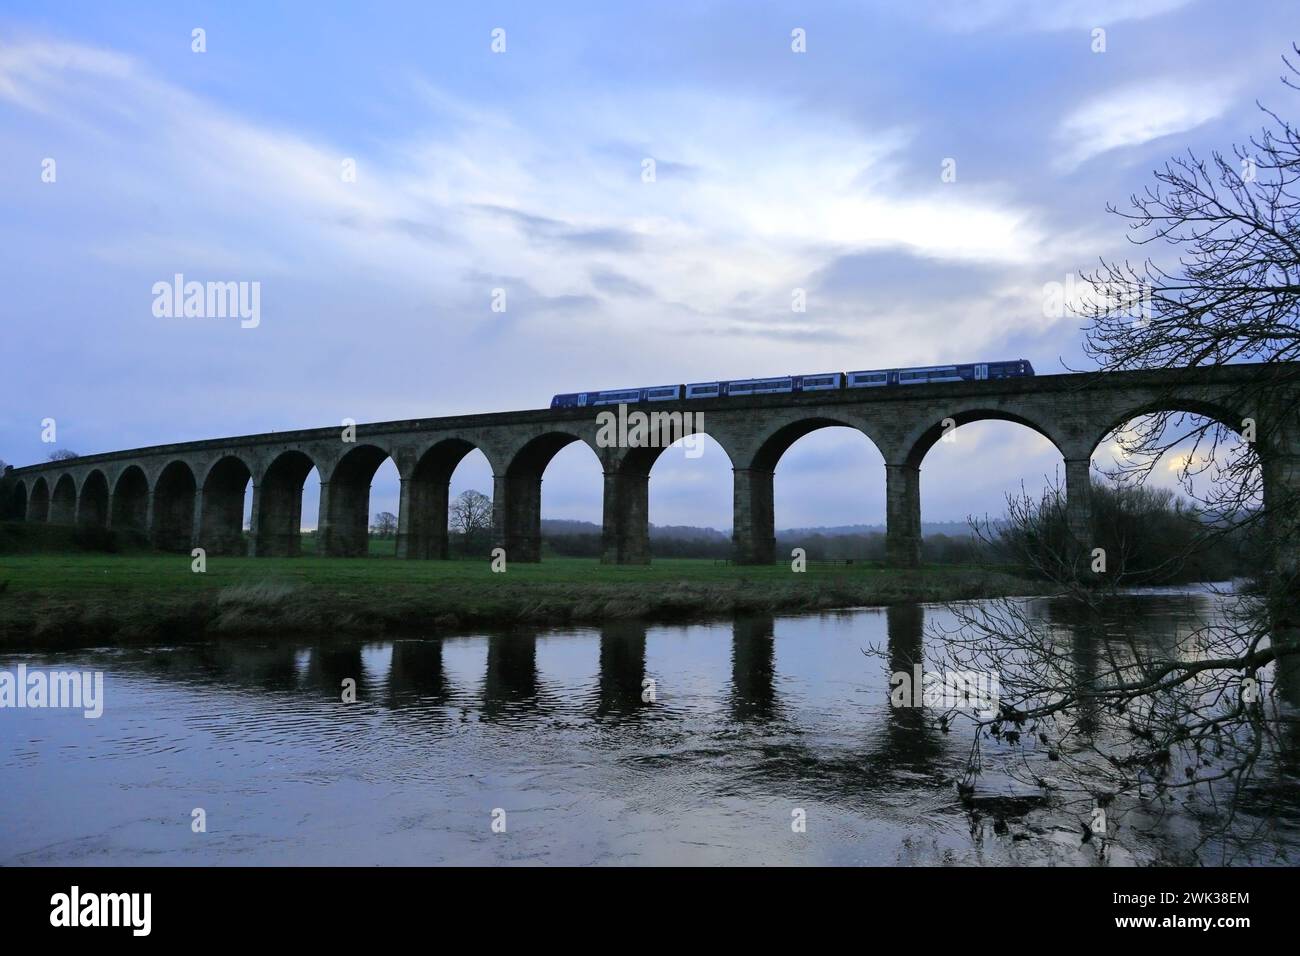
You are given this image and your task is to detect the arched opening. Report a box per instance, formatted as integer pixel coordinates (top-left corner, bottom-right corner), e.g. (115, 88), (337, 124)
(321, 444), (395, 557)
(406, 439), (492, 559)
(891, 408), (1064, 568)
(1086, 407), (1259, 583)
(918, 419), (1062, 565)
(111, 466), (149, 534)
(448, 447), (494, 558)
(632, 434), (733, 563)
(367, 456), (401, 556)
(3, 479), (27, 521)
(1088, 403), (1255, 496)
(763, 420), (886, 563)
(503, 432), (602, 562)
(49, 474), (77, 525)
(255, 451), (318, 557)
(199, 456), (253, 556)
(535, 440), (602, 558)
(28, 477), (50, 523)
(77, 470), (109, 528)
(903, 408), (1062, 471)
(151, 461), (197, 551)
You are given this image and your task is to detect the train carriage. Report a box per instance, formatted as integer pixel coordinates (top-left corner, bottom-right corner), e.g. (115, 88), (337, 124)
(685, 382), (723, 399)
(725, 377), (794, 396)
(551, 385), (683, 408)
(552, 360), (1033, 407)
(794, 372), (843, 392)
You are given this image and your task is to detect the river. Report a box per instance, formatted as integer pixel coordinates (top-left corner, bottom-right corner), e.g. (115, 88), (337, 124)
(3, 588), (1296, 865)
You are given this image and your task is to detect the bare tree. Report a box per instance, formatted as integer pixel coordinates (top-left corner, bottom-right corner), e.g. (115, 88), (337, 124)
(370, 511), (398, 538)
(1072, 48), (1300, 664)
(1074, 49), (1300, 571)
(450, 490), (492, 556)
(47, 449), (78, 461)
(922, 48), (1300, 861)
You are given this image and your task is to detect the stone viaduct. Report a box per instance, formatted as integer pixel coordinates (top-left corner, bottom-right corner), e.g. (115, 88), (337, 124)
(2, 363), (1293, 568)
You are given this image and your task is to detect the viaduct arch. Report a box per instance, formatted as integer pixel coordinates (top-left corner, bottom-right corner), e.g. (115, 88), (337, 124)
(2, 364), (1294, 572)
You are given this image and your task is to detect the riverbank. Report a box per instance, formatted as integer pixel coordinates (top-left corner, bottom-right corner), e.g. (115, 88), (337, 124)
(0, 552), (1044, 649)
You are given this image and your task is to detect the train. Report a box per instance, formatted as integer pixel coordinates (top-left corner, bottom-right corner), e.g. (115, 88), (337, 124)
(549, 359), (1035, 408)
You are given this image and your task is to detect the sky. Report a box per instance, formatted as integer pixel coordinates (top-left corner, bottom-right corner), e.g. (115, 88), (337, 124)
(1, 0), (1293, 531)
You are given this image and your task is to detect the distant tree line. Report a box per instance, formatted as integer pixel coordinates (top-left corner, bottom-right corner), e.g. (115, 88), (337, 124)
(771, 531), (986, 565)
(346, 479), (1252, 580)
(986, 480), (1261, 585)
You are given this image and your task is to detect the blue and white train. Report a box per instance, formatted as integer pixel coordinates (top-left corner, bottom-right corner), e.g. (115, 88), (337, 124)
(549, 359), (1034, 408)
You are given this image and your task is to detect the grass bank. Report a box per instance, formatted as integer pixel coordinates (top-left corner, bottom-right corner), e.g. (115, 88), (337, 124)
(0, 548), (1043, 649)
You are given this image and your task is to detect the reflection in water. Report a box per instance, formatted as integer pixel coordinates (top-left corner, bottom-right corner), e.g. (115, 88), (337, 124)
(729, 615), (779, 723)
(1047, 598), (1105, 736)
(204, 643), (300, 692)
(595, 621), (648, 719)
(481, 631), (541, 720)
(386, 639), (452, 709)
(304, 645), (367, 699)
(1, 591), (1295, 866)
(880, 605), (943, 776)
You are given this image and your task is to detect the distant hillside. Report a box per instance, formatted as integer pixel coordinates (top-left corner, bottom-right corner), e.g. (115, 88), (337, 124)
(778, 521), (979, 538)
(540, 519), (729, 541)
(540, 519), (978, 539)
(651, 524), (730, 541)
(540, 519), (603, 537)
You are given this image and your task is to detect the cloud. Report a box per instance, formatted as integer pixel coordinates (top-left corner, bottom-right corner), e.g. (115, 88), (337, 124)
(590, 268), (655, 298)
(914, 0), (1193, 32)
(472, 204), (646, 252)
(701, 320), (858, 345)
(593, 141), (701, 181)
(0, 34), (1050, 341)
(2, 16), (1250, 525)
(0, 39), (134, 114)
(1055, 79), (1236, 170)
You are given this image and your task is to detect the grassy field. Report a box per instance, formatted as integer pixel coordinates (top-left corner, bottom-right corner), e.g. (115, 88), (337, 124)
(0, 538), (1041, 648)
